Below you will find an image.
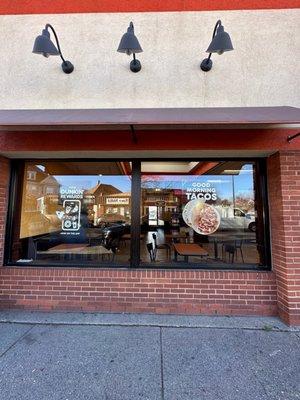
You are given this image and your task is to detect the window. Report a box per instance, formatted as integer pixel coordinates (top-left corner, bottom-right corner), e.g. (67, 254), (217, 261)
(6, 159), (270, 270)
(9, 161), (132, 266)
(140, 161), (269, 268)
(27, 170), (37, 180)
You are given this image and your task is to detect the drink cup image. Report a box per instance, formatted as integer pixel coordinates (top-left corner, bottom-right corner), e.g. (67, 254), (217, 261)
(62, 200), (81, 231)
(65, 202), (78, 215)
(65, 205), (72, 214)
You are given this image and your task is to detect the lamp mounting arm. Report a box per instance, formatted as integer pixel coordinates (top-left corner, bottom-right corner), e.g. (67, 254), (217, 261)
(206, 20), (222, 63)
(287, 132), (300, 143)
(200, 19), (222, 71)
(212, 20), (222, 39)
(45, 24), (66, 63)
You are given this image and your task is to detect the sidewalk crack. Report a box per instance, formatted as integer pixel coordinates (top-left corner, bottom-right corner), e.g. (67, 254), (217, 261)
(0, 324), (36, 359)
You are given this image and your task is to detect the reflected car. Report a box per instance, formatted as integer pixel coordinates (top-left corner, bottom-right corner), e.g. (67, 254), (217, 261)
(219, 208), (256, 232)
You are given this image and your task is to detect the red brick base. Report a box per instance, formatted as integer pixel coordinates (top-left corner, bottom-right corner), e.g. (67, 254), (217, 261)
(268, 151), (300, 326)
(0, 267), (277, 316)
(278, 309), (300, 326)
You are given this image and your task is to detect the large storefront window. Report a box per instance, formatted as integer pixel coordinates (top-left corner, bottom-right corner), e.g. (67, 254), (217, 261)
(10, 161), (132, 265)
(6, 159), (270, 269)
(140, 161), (268, 268)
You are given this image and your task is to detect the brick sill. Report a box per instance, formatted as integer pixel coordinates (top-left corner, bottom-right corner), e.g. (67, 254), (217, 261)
(3, 263), (271, 273)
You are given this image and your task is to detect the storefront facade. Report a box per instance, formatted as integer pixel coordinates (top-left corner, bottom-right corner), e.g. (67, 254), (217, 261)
(0, 1), (299, 324)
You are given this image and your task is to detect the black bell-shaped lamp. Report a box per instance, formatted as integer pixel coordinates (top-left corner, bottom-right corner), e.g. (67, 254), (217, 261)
(33, 24), (74, 74)
(200, 20), (233, 72)
(117, 22), (143, 72)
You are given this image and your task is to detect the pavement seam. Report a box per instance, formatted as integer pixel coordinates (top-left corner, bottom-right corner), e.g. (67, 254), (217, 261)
(0, 324), (36, 359)
(159, 327), (165, 400)
(0, 320), (298, 333)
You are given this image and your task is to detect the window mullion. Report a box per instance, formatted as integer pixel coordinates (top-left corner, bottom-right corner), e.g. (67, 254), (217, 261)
(130, 160), (141, 268)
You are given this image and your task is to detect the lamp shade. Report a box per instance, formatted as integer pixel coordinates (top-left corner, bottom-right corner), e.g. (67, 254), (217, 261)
(32, 28), (60, 58)
(117, 22), (143, 55)
(206, 24), (233, 55)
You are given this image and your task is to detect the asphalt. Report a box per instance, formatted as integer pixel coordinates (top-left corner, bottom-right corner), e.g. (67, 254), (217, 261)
(0, 312), (299, 400)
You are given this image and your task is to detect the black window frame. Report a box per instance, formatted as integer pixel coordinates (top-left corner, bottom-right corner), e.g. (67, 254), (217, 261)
(4, 158), (271, 271)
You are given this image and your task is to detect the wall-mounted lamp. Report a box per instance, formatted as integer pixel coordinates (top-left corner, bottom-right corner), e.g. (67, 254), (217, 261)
(200, 20), (233, 72)
(117, 22), (143, 73)
(32, 24), (74, 74)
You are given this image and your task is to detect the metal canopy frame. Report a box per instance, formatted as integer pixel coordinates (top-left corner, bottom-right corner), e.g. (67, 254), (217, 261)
(0, 107), (299, 132)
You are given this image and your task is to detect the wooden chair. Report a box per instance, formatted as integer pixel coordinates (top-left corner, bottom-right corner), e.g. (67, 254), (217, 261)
(152, 233), (171, 260)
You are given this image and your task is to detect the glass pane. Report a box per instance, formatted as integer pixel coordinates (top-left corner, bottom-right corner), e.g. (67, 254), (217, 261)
(12, 161), (132, 266)
(141, 161), (266, 267)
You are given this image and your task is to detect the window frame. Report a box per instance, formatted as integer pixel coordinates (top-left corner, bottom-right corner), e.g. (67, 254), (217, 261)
(4, 158), (271, 271)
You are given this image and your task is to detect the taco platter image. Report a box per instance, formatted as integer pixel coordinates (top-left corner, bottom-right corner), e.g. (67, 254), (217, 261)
(185, 200), (220, 235)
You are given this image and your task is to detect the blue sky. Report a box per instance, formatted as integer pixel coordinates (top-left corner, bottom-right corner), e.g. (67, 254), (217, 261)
(54, 175), (132, 193)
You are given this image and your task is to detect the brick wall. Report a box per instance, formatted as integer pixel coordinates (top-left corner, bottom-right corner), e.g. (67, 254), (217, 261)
(0, 267), (277, 316)
(268, 151), (300, 325)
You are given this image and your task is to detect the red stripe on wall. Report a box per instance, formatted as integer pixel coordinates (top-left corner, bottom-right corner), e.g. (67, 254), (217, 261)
(1, 129), (299, 152)
(0, 0), (299, 15)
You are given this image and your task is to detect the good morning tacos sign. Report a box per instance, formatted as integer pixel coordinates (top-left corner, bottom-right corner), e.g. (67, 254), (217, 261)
(184, 182), (220, 235)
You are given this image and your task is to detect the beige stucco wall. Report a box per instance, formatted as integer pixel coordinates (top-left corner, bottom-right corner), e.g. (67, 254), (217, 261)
(0, 9), (299, 109)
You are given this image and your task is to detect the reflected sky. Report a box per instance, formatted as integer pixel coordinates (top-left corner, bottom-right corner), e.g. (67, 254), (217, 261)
(141, 166), (254, 200)
(52, 164), (254, 200)
(54, 175), (132, 193)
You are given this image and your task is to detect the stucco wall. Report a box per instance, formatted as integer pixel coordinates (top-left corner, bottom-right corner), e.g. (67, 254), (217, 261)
(0, 9), (299, 109)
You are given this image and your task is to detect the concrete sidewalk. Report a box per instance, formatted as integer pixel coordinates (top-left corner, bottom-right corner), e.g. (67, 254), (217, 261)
(0, 312), (299, 400)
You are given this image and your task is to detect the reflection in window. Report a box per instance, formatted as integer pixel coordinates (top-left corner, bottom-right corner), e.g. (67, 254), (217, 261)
(9, 159), (269, 269)
(13, 162), (132, 265)
(141, 161), (266, 267)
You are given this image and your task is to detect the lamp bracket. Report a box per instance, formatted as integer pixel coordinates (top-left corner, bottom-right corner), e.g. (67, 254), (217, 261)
(287, 132), (300, 143)
(130, 53), (141, 73)
(61, 60), (74, 74)
(200, 58), (213, 72)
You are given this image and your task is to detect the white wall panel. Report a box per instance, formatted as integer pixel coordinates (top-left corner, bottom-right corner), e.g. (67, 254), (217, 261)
(0, 9), (299, 109)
